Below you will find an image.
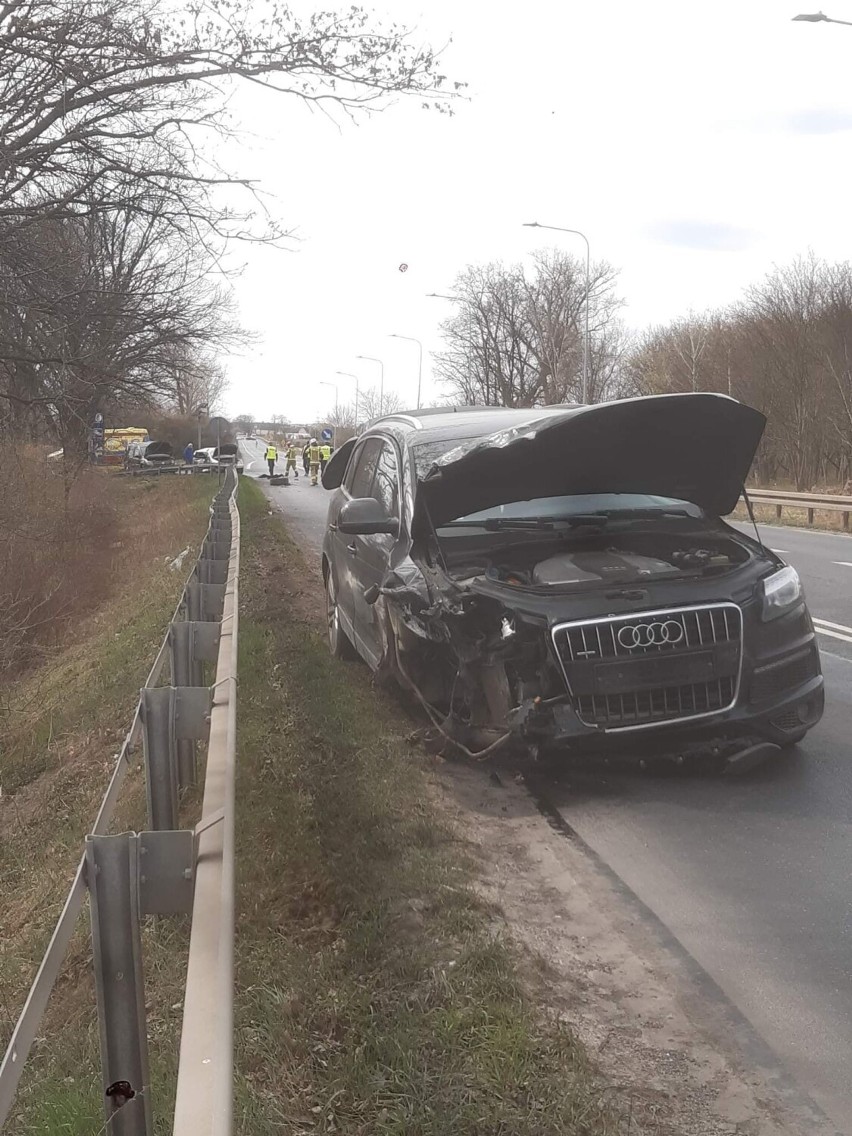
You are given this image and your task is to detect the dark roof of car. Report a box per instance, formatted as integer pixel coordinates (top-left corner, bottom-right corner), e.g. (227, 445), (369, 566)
(364, 405), (579, 447)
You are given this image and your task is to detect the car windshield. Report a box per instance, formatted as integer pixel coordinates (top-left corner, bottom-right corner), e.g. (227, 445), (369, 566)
(440, 493), (702, 527)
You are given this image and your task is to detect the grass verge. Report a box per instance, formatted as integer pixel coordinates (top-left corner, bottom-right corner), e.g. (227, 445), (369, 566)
(233, 477), (616, 1134)
(1, 473), (215, 1134)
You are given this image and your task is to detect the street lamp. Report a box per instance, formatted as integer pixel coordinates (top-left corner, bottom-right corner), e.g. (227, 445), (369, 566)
(523, 221), (591, 404)
(389, 334), (423, 409)
(793, 11), (852, 23)
(356, 355), (385, 417)
(194, 402), (208, 452)
(336, 370), (360, 429)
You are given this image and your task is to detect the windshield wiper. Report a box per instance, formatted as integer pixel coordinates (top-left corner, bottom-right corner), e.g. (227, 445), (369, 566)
(440, 517), (555, 531)
(596, 508), (693, 520)
(439, 514), (611, 531)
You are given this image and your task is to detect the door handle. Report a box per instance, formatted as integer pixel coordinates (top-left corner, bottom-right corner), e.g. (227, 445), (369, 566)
(347, 542), (358, 555)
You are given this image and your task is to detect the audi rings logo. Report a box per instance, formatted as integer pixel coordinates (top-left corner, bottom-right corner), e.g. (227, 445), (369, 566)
(617, 620), (684, 649)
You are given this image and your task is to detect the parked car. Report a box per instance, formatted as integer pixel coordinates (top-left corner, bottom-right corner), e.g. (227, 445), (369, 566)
(125, 440), (174, 469)
(194, 444), (243, 473)
(321, 394), (824, 765)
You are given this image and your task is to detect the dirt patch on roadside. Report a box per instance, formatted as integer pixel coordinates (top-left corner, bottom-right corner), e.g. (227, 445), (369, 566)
(432, 763), (826, 1136)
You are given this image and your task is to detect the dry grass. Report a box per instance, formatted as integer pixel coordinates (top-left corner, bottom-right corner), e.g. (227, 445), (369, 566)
(0, 472), (214, 1133)
(0, 446), (218, 687)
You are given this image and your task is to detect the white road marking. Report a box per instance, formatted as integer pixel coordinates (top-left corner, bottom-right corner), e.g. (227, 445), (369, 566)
(833, 561), (852, 568)
(772, 549), (789, 555)
(814, 626), (852, 645)
(813, 616), (852, 634)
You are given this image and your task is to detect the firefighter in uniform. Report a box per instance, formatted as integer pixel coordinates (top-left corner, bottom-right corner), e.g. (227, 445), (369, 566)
(265, 443), (277, 477)
(285, 441), (299, 479)
(308, 438), (322, 485)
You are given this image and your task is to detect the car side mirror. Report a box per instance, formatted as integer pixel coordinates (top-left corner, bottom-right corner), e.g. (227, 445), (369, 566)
(338, 497), (399, 537)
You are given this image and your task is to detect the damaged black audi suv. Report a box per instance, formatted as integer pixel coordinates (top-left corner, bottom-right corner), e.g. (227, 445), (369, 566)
(321, 394), (824, 764)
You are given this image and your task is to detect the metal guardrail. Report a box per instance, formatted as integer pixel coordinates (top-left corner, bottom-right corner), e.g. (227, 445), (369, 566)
(748, 488), (852, 528)
(0, 468), (240, 1135)
(123, 463), (240, 477)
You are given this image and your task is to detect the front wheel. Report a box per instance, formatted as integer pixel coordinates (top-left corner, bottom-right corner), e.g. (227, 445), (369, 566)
(326, 570), (357, 660)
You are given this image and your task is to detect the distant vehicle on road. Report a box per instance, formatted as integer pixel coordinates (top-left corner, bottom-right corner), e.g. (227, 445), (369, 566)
(125, 440), (174, 469)
(320, 394), (824, 767)
(195, 444), (243, 473)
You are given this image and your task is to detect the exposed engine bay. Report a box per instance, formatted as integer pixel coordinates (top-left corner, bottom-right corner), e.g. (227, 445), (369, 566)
(442, 531), (749, 591)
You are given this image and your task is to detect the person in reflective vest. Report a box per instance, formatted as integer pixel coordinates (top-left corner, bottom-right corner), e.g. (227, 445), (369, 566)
(285, 442), (299, 479)
(320, 443), (332, 473)
(308, 439), (322, 485)
(265, 444), (277, 476)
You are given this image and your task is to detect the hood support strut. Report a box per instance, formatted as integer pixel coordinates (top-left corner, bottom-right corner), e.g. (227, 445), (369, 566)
(741, 485), (765, 550)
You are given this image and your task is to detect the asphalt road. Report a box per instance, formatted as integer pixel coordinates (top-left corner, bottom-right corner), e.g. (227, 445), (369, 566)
(241, 438), (852, 1132)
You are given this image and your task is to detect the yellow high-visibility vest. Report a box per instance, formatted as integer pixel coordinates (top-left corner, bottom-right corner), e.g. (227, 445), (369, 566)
(265, 446), (277, 460)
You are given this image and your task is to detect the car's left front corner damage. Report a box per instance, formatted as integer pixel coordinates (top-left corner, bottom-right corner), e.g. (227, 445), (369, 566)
(375, 550), (563, 759)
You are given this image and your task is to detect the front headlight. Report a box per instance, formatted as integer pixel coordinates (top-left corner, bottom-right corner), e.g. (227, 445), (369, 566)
(761, 565), (803, 621)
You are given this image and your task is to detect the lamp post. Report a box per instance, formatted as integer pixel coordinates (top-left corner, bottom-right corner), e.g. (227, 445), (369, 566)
(793, 11), (852, 24)
(523, 221), (591, 404)
(194, 403), (208, 452)
(335, 370), (359, 429)
(389, 334), (423, 409)
(356, 355), (385, 417)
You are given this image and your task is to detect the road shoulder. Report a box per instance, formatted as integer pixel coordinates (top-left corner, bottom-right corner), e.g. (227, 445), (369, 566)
(437, 761), (832, 1135)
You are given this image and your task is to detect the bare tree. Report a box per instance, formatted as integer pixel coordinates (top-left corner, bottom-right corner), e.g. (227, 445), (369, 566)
(357, 387), (404, 422)
(433, 251), (624, 407)
(0, 0), (457, 453)
(0, 0), (456, 237)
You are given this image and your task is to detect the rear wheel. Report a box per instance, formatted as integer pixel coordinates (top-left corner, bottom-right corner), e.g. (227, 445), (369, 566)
(326, 570), (356, 659)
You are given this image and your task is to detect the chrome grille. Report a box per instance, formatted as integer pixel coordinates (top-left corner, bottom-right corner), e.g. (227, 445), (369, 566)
(551, 604), (743, 730)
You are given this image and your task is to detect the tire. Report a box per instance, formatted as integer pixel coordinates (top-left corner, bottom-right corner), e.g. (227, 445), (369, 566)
(326, 570), (357, 659)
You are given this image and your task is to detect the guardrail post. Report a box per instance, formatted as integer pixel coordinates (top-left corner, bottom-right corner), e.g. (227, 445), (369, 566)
(141, 687), (212, 829)
(808, 507), (814, 526)
(141, 688), (178, 831)
(169, 624), (220, 789)
(776, 504), (782, 521)
(86, 834), (153, 1136)
(170, 625), (198, 788)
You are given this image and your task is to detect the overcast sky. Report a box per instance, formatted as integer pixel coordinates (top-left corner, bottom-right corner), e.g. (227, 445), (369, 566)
(215, 0), (852, 423)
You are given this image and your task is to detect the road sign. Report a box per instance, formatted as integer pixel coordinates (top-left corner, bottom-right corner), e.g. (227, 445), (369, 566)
(321, 428), (333, 442)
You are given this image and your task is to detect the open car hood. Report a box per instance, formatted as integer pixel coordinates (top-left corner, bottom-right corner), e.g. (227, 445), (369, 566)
(418, 394), (766, 525)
